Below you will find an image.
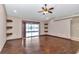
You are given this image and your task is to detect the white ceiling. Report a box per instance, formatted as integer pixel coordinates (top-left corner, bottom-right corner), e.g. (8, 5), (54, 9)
(4, 4), (79, 21)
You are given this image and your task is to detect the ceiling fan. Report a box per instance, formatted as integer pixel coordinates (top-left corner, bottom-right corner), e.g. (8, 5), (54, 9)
(38, 4), (54, 15)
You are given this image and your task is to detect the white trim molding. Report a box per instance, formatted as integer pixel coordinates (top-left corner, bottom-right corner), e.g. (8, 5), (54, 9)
(71, 37), (79, 41)
(49, 14), (79, 21)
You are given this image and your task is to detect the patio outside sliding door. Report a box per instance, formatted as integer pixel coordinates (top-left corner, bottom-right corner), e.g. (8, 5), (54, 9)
(26, 22), (39, 38)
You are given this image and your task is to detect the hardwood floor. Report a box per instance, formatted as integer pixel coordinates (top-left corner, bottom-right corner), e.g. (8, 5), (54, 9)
(1, 35), (79, 54)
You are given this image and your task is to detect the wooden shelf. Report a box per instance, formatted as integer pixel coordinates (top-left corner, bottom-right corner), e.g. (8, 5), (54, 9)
(44, 27), (48, 29)
(7, 19), (13, 22)
(6, 26), (12, 29)
(44, 23), (48, 25)
(44, 31), (48, 32)
(6, 33), (12, 36)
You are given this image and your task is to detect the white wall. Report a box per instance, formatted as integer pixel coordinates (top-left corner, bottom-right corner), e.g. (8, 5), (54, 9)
(48, 19), (71, 39)
(0, 5), (6, 52)
(71, 17), (79, 41)
(7, 16), (45, 40)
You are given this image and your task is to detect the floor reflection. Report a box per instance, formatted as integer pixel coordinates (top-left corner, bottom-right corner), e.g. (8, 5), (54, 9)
(1, 35), (79, 54)
(25, 36), (40, 53)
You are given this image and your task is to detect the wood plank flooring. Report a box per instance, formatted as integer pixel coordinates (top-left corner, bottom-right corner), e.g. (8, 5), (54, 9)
(1, 35), (79, 54)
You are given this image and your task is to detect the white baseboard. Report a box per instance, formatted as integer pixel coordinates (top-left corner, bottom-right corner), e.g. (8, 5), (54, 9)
(48, 34), (71, 39)
(0, 40), (6, 52)
(7, 37), (22, 40)
(71, 37), (79, 41)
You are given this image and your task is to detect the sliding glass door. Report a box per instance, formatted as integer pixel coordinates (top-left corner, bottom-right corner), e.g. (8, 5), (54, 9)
(26, 23), (39, 38)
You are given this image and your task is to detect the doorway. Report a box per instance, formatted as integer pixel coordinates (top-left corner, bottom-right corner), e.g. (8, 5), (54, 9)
(22, 21), (40, 49)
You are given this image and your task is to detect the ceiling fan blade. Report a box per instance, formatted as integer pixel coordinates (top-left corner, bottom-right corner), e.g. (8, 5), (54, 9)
(45, 4), (47, 6)
(43, 13), (45, 15)
(49, 7), (54, 10)
(42, 7), (44, 10)
(48, 11), (52, 13)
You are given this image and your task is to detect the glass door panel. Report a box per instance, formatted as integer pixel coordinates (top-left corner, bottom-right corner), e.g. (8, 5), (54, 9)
(26, 23), (39, 38)
(31, 32), (39, 36)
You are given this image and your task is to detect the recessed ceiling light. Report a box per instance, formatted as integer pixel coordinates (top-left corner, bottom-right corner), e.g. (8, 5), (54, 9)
(13, 10), (17, 13)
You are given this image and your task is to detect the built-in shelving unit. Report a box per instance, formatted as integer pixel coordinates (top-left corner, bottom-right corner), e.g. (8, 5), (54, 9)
(44, 23), (48, 33)
(6, 19), (13, 39)
(6, 33), (12, 36)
